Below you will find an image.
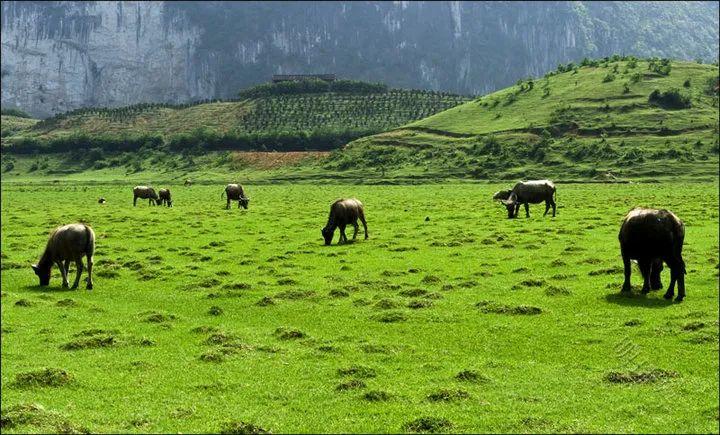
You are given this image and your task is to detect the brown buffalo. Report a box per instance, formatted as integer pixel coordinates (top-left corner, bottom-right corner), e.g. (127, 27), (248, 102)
(322, 198), (368, 245)
(497, 180), (556, 218)
(158, 188), (172, 207)
(32, 223), (95, 290)
(619, 208), (686, 301)
(222, 184), (249, 209)
(133, 186), (159, 206)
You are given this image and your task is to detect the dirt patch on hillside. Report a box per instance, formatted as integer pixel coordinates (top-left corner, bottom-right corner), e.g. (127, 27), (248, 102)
(230, 152), (329, 169)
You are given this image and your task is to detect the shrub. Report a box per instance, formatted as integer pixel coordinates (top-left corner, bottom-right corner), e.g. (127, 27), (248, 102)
(648, 89), (691, 109)
(1, 108), (32, 118)
(602, 73), (615, 83)
(683, 78), (691, 88)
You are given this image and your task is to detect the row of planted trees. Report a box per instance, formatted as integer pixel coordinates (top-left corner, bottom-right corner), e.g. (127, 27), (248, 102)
(2, 127), (382, 155)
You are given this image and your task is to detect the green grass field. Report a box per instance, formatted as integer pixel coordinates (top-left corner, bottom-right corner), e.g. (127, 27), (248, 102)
(1, 181), (718, 433)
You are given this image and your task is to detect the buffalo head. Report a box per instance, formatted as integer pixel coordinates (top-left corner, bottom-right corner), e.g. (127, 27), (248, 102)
(32, 264), (50, 286)
(321, 226), (334, 245)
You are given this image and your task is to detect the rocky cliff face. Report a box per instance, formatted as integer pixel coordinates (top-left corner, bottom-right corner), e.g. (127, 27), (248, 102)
(2, 1), (718, 117)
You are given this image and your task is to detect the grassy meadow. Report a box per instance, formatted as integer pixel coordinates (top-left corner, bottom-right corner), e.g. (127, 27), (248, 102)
(1, 181), (718, 433)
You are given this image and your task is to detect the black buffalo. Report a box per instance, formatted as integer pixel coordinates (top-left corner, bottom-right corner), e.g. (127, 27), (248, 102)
(222, 184), (250, 209)
(619, 207), (686, 301)
(495, 180), (557, 218)
(322, 198), (368, 245)
(158, 188), (173, 207)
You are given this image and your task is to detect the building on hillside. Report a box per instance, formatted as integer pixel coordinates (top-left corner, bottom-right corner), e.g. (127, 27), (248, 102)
(272, 74), (336, 83)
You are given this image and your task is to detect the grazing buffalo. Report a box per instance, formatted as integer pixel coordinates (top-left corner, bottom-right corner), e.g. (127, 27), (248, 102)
(98, 197), (106, 204)
(222, 184), (250, 209)
(133, 186), (159, 206)
(496, 180), (556, 218)
(158, 188), (173, 207)
(32, 223), (95, 290)
(322, 198), (368, 245)
(184, 179), (192, 186)
(619, 208), (686, 301)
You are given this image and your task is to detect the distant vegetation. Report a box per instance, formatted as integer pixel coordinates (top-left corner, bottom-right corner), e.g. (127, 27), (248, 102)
(237, 79), (388, 99)
(1, 108), (32, 118)
(1, 81), (470, 155)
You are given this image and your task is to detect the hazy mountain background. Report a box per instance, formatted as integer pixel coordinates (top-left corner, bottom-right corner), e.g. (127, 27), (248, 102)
(2, 1), (718, 117)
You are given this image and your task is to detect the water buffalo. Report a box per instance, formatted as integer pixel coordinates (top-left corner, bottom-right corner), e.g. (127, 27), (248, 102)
(619, 208), (686, 301)
(32, 223), (95, 290)
(496, 180), (556, 218)
(322, 198), (368, 245)
(98, 197), (106, 204)
(133, 186), (159, 206)
(184, 179), (192, 186)
(222, 184), (249, 209)
(158, 188), (172, 207)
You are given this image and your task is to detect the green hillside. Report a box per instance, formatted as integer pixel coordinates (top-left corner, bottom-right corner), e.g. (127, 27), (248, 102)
(1, 83), (470, 153)
(336, 58), (719, 181)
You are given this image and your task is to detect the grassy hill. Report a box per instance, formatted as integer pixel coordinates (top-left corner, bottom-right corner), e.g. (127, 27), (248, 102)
(335, 58), (719, 181)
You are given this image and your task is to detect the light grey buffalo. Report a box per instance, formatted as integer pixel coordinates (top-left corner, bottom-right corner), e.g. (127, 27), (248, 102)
(32, 223), (95, 290)
(133, 186), (159, 206)
(619, 207), (686, 301)
(494, 180), (557, 218)
(222, 184), (250, 209)
(158, 188), (173, 207)
(322, 198), (369, 245)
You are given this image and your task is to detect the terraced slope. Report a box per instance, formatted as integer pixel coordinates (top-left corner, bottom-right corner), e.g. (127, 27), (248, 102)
(3, 89), (469, 143)
(338, 59), (719, 181)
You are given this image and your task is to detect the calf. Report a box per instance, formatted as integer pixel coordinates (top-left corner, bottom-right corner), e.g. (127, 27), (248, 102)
(619, 208), (686, 301)
(322, 198), (368, 245)
(32, 223), (95, 290)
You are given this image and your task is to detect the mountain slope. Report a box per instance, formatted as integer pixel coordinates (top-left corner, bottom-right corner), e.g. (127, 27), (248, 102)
(2, 1), (718, 117)
(336, 58), (719, 181)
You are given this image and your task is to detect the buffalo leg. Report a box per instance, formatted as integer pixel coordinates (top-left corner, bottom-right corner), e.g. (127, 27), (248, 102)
(352, 220), (359, 240)
(664, 268), (677, 300)
(134, 195), (137, 206)
(339, 225), (347, 244)
(226, 198), (231, 209)
(71, 259), (83, 290)
(638, 259), (651, 294)
(650, 259), (663, 290)
(551, 199), (556, 217)
(621, 252), (632, 292)
(63, 260), (71, 277)
(676, 269), (685, 302)
(513, 204), (520, 218)
(56, 261), (69, 288)
(524, 203), (530, 218)
(543, 201), (550, 216)
(665, 258), (685, 301)
(86, 254), (94, 290)
(360, 214), (368, 239)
